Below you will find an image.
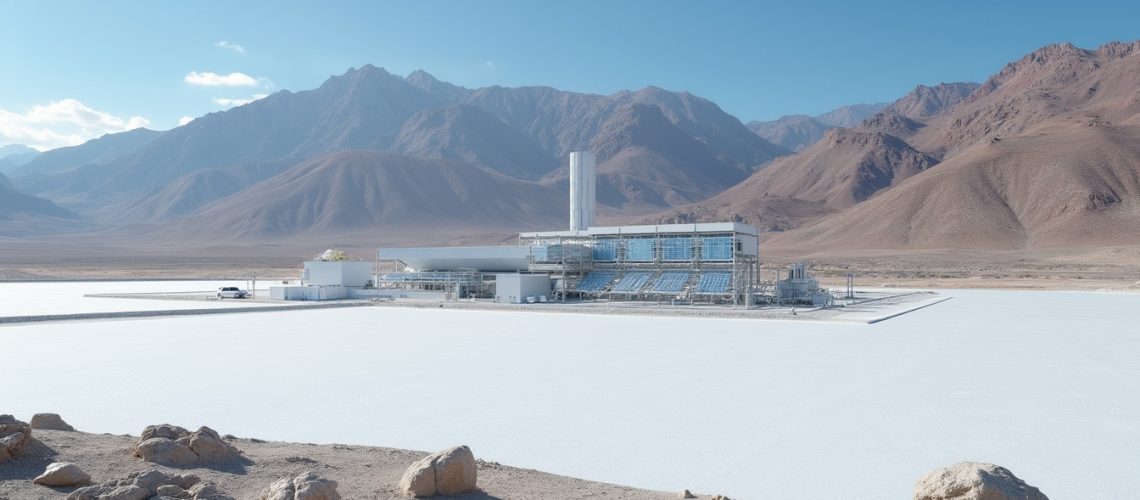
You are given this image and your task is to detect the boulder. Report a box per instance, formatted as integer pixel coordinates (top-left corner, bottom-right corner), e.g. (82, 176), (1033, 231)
(398, 445), (478, 497)
(133, 424), (243, 466)
(0, 414), (32, 462)
(914, 462), (1048, 500)
(67, 469), (206, 500)
(30, 413), (76, 431)
(259, 471), (341, 500)
(33, 462), (91, 487)
(680, 490), (697, 499)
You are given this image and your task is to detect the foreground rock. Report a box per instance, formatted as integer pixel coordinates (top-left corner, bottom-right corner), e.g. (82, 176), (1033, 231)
(399, 445), (478, 497)
(33, 462), (91, 487)
(67, 469), (232, 500)
(259, 471), (341, 500)
(31, 413), (76, 431)
(915, 462), (1048, 500)
(133, 424), (243, 466)
(0, 414), (32, 462)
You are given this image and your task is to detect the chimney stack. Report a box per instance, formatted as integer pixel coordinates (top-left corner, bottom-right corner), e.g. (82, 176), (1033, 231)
(568, 151), (596, 232)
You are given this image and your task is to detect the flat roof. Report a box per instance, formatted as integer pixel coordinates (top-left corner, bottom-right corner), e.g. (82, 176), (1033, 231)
(379, 246), (531, 272)
(519, 222), (758, 239)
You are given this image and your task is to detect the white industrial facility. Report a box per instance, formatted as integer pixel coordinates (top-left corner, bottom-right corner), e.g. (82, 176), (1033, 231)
(272, 151), (831, 306)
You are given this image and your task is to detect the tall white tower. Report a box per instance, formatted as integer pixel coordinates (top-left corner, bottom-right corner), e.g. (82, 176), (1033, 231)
(568, 151), (596, 232)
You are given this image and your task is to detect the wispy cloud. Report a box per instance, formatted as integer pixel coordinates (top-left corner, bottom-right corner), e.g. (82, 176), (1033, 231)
(185, 71), (258, 87)
(178, 116), (195, 126)
(0, 99), (149, 151)
(212, 93), (269, 108)
(214, 40), (245, 54)
(484, 60), (496, 69)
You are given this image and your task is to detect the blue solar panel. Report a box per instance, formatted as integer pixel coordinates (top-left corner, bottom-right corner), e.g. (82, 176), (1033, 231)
(701, 236), (733, 261)
(626, 239), (655, 261)
(611, 271), (653, 292)
(651, 271), (690, 293)
(592, 240), (617, 261)
(575, 271), (617, 292)
(661, 237), (693, 261)
(696, 272), (732, 294)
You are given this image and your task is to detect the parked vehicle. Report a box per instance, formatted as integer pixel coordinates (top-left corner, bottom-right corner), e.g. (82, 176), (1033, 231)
(217, 286), (250, 299)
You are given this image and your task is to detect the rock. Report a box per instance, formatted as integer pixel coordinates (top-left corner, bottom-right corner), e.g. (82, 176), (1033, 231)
(30, 413), (76, 431)
(680, 490), (697, 499)
(136, 437), (199, 466)
(711, 496), (732, 500)
(0, 414), (32, 462)
(398, 445), (478, 497)
(258, 471), (341, 500)
(188, 481), (236, 500)
(67, 469), (206, 500)
(133, 424), (243, 466)
(33, 462), (91, 487)
(914, 462), (1048, 500)
(155, 484), (190, 497)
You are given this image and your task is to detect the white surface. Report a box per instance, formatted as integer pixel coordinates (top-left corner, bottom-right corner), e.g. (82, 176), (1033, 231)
(2, 287), (1138, 499)
(0, 281), (279, 317)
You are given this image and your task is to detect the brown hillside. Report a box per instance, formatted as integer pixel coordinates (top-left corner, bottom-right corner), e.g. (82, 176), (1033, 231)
(162, 151), (565, 240)
(767, 121), (1140, 251)
(718, 129), (938, 211)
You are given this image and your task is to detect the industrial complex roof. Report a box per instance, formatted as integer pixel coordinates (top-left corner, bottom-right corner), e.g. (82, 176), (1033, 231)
(379, 246), (531, 272)
(518, 222), (758, 239)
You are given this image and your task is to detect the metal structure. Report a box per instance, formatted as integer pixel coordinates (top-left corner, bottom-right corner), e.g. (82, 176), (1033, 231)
(519, 222), (760, 304)
(774, 262), (832, 305)
(372, 151), (763, 306)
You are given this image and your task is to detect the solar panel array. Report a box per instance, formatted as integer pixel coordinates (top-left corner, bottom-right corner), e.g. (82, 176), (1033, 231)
(695, 272), (732, 294)
(576, 270), (732, 295)
(611, 271), (653, 292)
(575, 270), (617, 292)
(651, 271), (690, 293)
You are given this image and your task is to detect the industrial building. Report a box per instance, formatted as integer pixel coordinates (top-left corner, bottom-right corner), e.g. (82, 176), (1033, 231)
(372, 150), (787, 306)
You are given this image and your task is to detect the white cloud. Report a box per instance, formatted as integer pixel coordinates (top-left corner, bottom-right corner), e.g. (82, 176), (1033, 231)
(212, 93), (269, 108)
(185, 71), (258, 87)
(0, 99), (150, 151)
(214, 41), (245, 54)
(178, 116), (195, 126)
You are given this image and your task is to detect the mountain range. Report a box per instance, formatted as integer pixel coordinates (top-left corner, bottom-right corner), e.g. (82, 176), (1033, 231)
(0, 144), (40, 173)
(6, 40), (1140, 256)
(745, 103), (887, 152)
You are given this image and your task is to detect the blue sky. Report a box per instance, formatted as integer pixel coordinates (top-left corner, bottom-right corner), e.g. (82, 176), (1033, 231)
(2, 0), (1139, 150)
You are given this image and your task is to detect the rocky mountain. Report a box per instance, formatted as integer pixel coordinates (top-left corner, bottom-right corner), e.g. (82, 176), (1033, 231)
(10, 65), (785, 236)
(584, 103), (759, 208)
(746, 103), (887, 152)
(767, 121), (1140, 250)
(815, 103), (888, 127)
(390, 104), (557, 180)
(757, 41), (1140, 251)
(11, 129), (160, 177)
(747, 115), (834, 152)
(654, 128), (937, 230)
(881, 82), (980, 119)
(162, 151), (565, 239)
(0, 144), (39, 171)
(0, 172), (79, 227)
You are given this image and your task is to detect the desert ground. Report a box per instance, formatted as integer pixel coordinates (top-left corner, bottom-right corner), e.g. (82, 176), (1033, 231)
(0, 427), (699, 499)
